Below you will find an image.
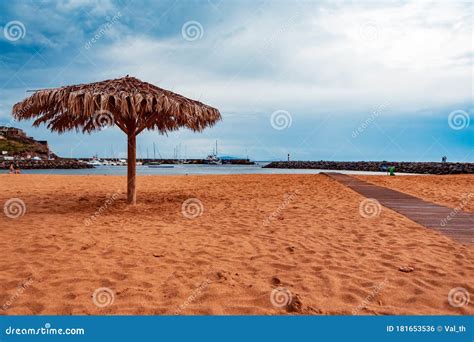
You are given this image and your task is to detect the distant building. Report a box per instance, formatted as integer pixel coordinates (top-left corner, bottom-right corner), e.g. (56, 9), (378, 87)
(0, 126), (27, 138)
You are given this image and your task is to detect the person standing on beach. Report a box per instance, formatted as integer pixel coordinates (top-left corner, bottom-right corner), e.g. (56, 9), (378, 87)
(9, 163), (14, 174)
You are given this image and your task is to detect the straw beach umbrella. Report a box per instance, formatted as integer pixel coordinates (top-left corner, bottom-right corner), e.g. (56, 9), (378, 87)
(12, 76), (221, 204)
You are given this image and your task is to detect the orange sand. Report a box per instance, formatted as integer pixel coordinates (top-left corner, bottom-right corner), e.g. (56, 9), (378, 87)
(356, 175), (474, 212)
(0, 174), (473, 315)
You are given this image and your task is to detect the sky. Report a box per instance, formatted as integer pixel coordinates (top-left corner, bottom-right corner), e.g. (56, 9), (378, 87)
(0, 0), (472, 161)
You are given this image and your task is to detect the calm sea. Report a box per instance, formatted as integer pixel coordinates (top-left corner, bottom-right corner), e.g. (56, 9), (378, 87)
(18, 162), (388, 175)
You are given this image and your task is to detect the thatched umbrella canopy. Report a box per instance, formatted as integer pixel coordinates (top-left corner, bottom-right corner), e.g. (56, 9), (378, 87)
(12, 76), (221, 204)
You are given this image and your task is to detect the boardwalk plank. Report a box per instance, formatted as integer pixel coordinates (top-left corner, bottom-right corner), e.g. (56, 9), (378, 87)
(323, 172), (473, 245)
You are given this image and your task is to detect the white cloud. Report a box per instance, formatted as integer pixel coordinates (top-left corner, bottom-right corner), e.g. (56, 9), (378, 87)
(90, 1), (472, 116)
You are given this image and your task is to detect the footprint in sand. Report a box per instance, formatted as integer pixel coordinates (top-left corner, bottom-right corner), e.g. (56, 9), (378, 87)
(271, 277), (281, 285)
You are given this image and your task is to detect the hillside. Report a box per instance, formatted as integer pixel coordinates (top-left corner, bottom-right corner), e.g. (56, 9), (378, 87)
(0, 137), (48, 155)
(0, 127), (52, 159)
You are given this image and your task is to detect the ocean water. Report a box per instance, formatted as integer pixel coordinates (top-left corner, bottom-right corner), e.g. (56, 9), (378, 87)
(17, 162), (392, 176)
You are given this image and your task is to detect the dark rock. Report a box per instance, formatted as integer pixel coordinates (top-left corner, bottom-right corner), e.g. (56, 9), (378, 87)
(0, 159), (93, 170)
(263, 161), (474, 175)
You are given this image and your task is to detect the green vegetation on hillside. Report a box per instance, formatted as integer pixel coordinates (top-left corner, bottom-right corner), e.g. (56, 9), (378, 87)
(0, 138), (48, 155)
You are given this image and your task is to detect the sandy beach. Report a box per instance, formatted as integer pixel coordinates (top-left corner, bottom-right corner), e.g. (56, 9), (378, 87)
(1, 174), (473, 315)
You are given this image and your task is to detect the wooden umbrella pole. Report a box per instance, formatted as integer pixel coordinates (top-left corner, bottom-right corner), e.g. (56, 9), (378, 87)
(127, 132), (137, 205)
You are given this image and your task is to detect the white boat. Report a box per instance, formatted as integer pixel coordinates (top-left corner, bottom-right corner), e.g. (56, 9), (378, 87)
(205, 154), (222, 165)
(204, 140), (222, 165)
(87, 159), (103, 166)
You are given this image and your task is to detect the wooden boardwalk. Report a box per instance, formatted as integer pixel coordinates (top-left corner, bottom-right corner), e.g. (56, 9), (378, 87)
(323, 172), (474, 245)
